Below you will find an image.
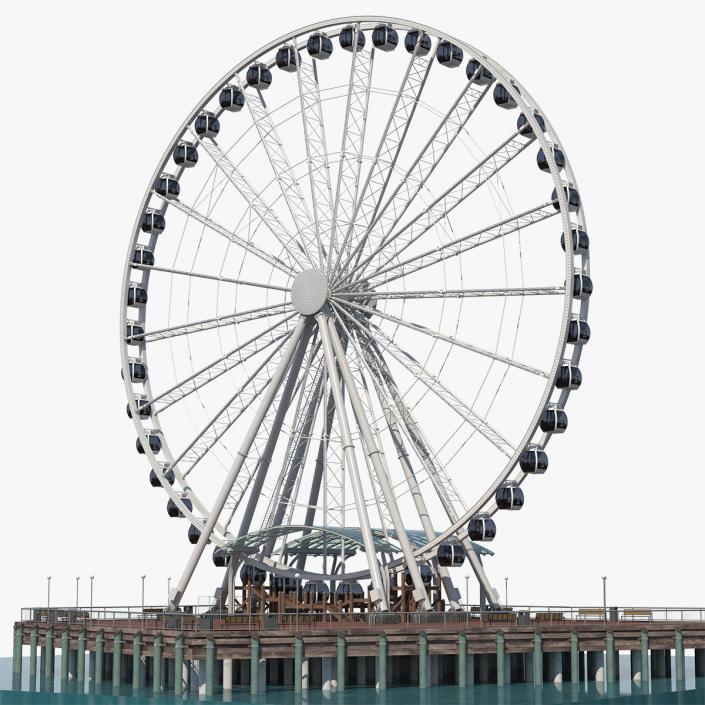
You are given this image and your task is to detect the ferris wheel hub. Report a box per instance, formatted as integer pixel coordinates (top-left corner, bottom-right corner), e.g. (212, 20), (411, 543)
(291, 268), (329, 316)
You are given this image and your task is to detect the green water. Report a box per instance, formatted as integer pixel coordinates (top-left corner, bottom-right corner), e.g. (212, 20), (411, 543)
(2, 680), (705, 705)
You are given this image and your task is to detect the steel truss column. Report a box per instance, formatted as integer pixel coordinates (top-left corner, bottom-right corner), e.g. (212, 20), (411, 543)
(315, 312), (388, 610)
(232, 325), (313, 546)
(325, 315), (431, 610)
(362, 334), (500, 606)
(363, 342), (462, 609)
(168, 317), (310, 609)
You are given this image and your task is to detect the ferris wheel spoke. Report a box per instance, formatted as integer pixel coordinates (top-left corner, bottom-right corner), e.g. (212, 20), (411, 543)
(340, 309), (514, 458)
(356, 129), (537, 280)
(359, 202), (558, 287)
(328, 24), (374, 275)
(331, 37), (436, 281)
(315, 309), (389, 609)
(340, 79), (492, 287)
(336, 286), (565, 301)
(241, 83), (320, 269)
(339, 297), (550, 378)
(189, 129), (309, 271)
(359, 326), (469, 519)
(135, 301), (293, 344)
(173, 330), (298, 477)
(158, 195), (297, 277)
(296, 46), (334, 270)
(131, 263), (290, 292)
(150, 314), (296, 412)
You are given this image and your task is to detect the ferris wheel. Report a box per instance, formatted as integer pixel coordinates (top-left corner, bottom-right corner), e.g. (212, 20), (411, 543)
(121, 16), (591, 612)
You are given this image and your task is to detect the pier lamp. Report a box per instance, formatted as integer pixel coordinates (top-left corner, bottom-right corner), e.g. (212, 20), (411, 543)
(602, 576), (607, 622)
(46, 576), (51, 611)
(464, 574), (470, 609)
(75, 576), (80, 610)
(167, 577), (171, 606)
(89, 576), (94, 614)
(505, 577), (509, 608)
(141, 575), (146, 612)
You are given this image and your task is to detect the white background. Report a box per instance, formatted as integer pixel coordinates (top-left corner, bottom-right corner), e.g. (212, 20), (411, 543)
(1, 0), (704, 655)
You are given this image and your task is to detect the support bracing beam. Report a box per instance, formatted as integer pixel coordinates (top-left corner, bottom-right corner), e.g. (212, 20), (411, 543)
(350, 321), (500, 607)
(325, 315), (432, 611)
(315, 311), (389, 610)
(168, 317), (310, 609)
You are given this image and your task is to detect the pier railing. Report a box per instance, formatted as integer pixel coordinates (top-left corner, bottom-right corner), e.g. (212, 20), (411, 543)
(18, 605), (705, 631)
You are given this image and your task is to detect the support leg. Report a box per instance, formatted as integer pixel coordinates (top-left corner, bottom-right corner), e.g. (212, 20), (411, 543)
(132, 634), (142, 693)
(76, 631), (85, 693)
(533, 633), (543, 685)
(337, 635), (346, 691)
(152, 635), (162, 694)
(29, 627), (38, 692)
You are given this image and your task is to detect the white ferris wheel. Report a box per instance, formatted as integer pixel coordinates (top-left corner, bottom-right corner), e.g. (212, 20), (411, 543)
(121, 16), (591, 612)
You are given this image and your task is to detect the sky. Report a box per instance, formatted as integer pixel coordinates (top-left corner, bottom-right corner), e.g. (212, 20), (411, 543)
(1, 0), (704, 656)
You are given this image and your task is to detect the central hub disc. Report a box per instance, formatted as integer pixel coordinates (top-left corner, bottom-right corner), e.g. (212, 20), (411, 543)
(291, 268), (329, 316)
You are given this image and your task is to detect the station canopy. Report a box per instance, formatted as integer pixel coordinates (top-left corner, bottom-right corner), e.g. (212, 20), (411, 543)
(215, 525), (493, 562)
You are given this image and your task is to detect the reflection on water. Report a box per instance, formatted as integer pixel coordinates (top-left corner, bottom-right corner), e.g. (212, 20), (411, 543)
(2, 678), (705, 705)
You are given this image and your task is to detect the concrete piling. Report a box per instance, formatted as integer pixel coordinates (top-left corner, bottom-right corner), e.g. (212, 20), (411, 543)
(418, 632), (428, 688)
(675, 630), (685, 682)
(206, 637), (215, 698)
(337, 634), (346, 691)
(112, 632), (122, 691)
(152, 634), (162, 693)
(29, 627), (38, 692)
(533, 633), (543, 684)
(377, 634), (387, 690)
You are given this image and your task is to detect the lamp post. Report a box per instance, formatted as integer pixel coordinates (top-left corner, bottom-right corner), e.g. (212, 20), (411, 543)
(141, 575), (146, 613)
(47, 576), (51, 611)
(295, 573), (301, 630)
(464, 574), (470, 610)
(89, 576), (94, 614)
(167, 577), (171, 607)
(504, 577), (509, 608)
(602, 575), (607, 622)
(75, 576), (80, 610)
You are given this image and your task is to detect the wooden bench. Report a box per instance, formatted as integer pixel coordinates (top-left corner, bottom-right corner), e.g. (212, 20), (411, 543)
(535, 611), (564, 623)
(622, 609), (653, 622)
(578, 608), (606, 620)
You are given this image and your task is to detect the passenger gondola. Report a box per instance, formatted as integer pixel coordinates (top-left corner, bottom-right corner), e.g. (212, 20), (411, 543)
(567, 318), (591, 345)
(519, 447), (548, 474)
(372, 25), (398, 52)
(466, 59), (494, 84)
(495, 484), (524, 510)
(136, 433), (161, 454)
(494, 83), (520, 109)
(140, 209), (165, 234)
(404, 30), (431, 55)
(517, 112), (546, 136)
(556, 364), (582, 390)
(307, 32), (333, 59)
(436, 40), (463, 67)
(551, 186), (581, 212)
(539, 407), (568, 433)
(127, 285), (148, 306)
(467, 516), (496, 541)
(194, 111), (220, 137)
(219, 85), (245, 111)
(154, 174), (179, 199)
(339, 25), (365, 51)
(276, 45), (301, 72)
(437, 543), (465, 567)
(537, 146), (566, 172)
(132, 247), (154, 267)
(173, 141), (198, 167)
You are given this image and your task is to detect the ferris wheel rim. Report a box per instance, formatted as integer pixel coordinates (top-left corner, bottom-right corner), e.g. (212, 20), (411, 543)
(120, 15), (590, 576)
